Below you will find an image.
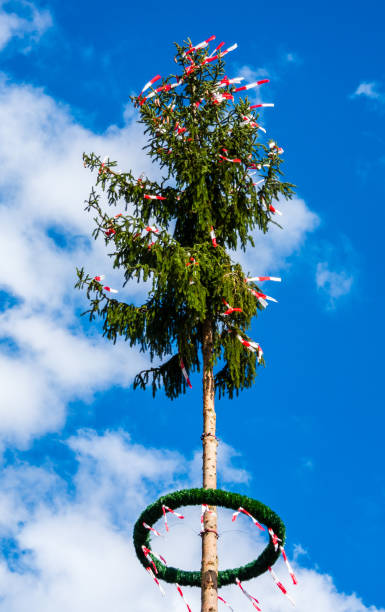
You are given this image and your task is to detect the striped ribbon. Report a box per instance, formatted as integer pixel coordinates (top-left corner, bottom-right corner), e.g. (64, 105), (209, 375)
(280, 546), (298, 585)
(176, 584), (192, 612)
(146, 566), (165, 596)
(162, 505), (184, 531)
(218, 594), (234, 610)
(268, 567), (295, 606)
(232, 507), (265, 531)
(236, 578), (261, 610)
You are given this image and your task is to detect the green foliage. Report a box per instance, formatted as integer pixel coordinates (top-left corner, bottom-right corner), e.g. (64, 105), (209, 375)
(133, 487), (286, 586)
(76, 37), (294, 399)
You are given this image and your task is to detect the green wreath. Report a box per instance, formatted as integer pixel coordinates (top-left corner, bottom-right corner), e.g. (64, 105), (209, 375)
(133, 488), (286, 587)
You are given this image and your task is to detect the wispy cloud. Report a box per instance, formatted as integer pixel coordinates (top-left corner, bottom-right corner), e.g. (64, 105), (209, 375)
(0, 77), (154, 445)
(351, 81), (385, 105)
(0, 0), (52, 53)
(284, 51), (302, 65)
(293, 543), (308, 561)
(316, 262), (354, 308)
(301, 457), (315, 471)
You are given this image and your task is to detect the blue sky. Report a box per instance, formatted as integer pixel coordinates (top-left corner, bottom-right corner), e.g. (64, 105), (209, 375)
(0, 0), (384, 610)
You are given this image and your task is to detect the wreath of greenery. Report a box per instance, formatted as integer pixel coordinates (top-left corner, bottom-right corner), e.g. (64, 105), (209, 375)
(133, 488), (286, 587)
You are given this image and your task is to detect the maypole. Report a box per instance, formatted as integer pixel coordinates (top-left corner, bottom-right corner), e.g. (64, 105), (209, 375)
(77, 34), (298, 611)
(201, 318), (218, 610)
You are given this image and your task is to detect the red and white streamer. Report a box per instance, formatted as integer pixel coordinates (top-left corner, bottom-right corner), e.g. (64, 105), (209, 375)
(236, 337), (263, 362)
(210, 226), (218, 247)
(267, 203), (282, 216)
(142, 546), (158, 574)
(186, 257), (199, 267)
(103, 286), (118, 294)
(241, 116), (266, 132)
(232, 507), (265, 531)
(253, 290), (277, 303)
(201, 504), (216, 524)
(236, 578), (261, 611)
(145, 80), (182, 100)
(143, 522), (162, 537)
(218, 594), (234, 611)
(99, 155), (108, 174)
(269, 141), (284, 155)
(234, 79), (269, 93)
(145, 225), (160, 234)
(142, 545), (167, 574)
(144, 194), (166, 200)
(162, 505), (184, 531)
(205, 43), (237, 63)
(248, 287), (268, 308)
(219, 42), (238, 58)
(268, 567), (296, 606)
(176, 584), (192, 612)
(94, 275), (105, 282)
(180, 359), (193, 389)
(140, 75), (161, 96)
(185, 35), (216, 55)
(246, 276), (281, 282)
(208, 41), (225, 58)
(217, 76), (244, 87)
(268, 528), (282, 551)
(212, 91), (234, 104)
(222, 298), (242, 316)
(280, 546), (298, 585)
(146, 566), (165, 596)
(219, 149), (241, 163)
(105, 228), (116, 237)
(250, 103), (275, 109)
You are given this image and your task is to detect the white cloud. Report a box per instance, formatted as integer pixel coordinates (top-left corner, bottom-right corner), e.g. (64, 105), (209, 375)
(0, 352), (65, 445)
(0, 430), (381, 612)
(0, 307), (147, 445)
(238, 197), (319, 275)
(67, 430), (252, 520)
(0, 77), (154, 445)
(188, 441), (251, 488)
(0, 0), (52, 52)
(293, 543), (308, 561)
(285, 52), (298, 63)
(238, 65), (270, 82)
(67, 430), (186, 517)
(352, 82), (382, 100)
(316, 262), (353, 308)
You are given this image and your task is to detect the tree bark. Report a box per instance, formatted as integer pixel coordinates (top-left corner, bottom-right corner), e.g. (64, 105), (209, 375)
(201, 319), (218, 612)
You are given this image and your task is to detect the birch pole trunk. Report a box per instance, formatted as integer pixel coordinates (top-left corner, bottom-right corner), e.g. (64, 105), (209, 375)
(201, 319), (218, 612)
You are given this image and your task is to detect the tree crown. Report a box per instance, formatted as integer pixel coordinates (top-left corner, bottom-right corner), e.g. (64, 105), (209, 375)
(76, 36), (294, 400)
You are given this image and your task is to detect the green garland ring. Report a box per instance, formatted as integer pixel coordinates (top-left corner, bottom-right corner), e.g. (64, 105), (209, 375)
(133, 488), (286, 587)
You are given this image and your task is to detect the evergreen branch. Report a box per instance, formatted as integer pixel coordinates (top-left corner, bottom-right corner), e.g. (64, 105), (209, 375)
(134, 354), (185, 399)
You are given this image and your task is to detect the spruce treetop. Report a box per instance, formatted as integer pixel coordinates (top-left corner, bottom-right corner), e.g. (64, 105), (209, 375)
(76, 36), (294, 400)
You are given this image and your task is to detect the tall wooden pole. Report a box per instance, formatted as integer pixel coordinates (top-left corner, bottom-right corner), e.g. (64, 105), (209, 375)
(201, 319), (218, 612)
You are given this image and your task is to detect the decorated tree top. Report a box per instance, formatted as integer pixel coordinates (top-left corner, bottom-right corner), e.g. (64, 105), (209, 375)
(76, 35), (294, 400)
